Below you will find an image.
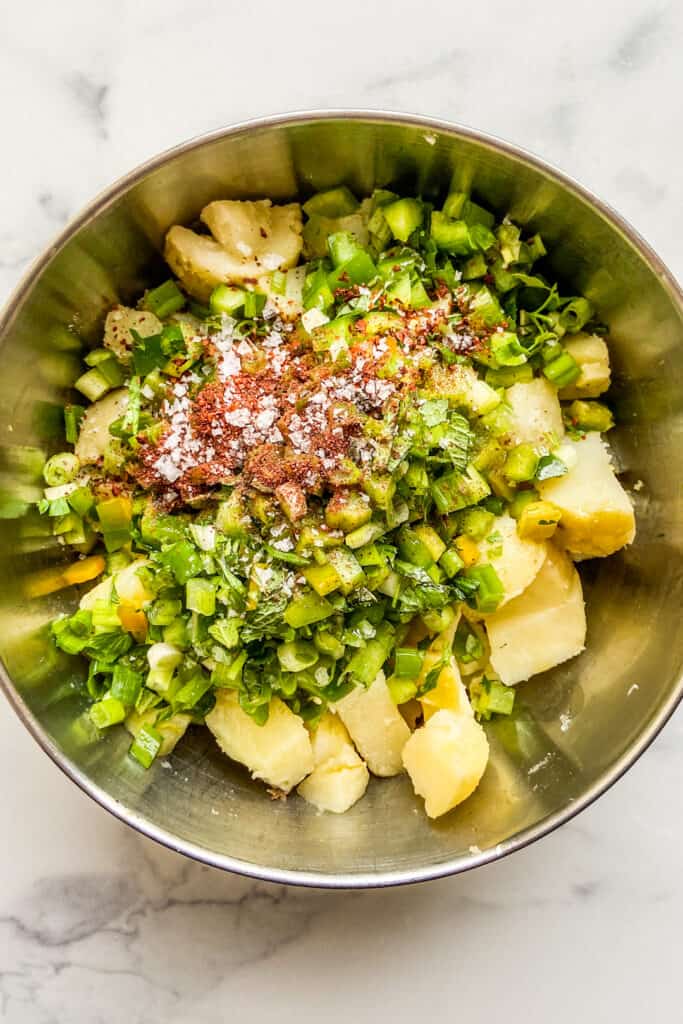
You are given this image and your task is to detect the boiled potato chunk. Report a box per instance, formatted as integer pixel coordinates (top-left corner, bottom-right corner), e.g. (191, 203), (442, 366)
(79, 558), (153, 611)
(505, 379), (564, 447)
(537, 433), (635, 558)
(103, 306), (162, 363)
(297, 712), (369, 813)
(402, 710), (490, 819)
(74, 388), (128, 464)
(334, 671), (411, 777)
(416, 617), (474, 721)
(126, 709), (192, 757)
(165, 200), (303, 301)
(478, 514), (547, 607)
(485, 545), (586, 685)
(206, 690), (313, 793)
(559, 334), (610, 399)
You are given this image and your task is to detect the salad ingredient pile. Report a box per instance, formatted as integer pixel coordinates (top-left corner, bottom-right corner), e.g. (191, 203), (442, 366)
(40, 184), (635, 818)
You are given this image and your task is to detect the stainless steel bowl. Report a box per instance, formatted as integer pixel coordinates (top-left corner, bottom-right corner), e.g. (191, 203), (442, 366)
(1, 111), (681, 888)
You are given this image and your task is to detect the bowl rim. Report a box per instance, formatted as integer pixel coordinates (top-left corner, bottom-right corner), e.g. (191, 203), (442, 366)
(1, 108), (682, 889)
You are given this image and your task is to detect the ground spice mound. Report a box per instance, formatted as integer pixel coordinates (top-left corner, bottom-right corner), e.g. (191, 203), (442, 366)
(134, 300), (455, 502)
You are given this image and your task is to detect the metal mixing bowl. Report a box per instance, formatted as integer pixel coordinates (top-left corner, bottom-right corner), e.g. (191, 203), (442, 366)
(1, 111), (681, 887)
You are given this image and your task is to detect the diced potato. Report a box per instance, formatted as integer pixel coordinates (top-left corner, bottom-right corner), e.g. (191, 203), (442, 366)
(206, 690), (313, 793)
(415, 617), (474, 721)
(402, 710), (490, 819)
(477, 514), (547, 607)
(125, 708), (192, 757)
(505, 379), (564, 447)
(165, 199), (303, 302)
(297, 713), (369, 813)
(74, 388), (128, 464)
(334, 671), (411, 777)
(203, 199), (302, 270)
(559, 333), (611, 399)
(79, 558), (153, 611)
(537, 433), (635, 557)
(485, 545), (586, 685)
(165, 227), (242, 303)
(103, 306), (162, 363)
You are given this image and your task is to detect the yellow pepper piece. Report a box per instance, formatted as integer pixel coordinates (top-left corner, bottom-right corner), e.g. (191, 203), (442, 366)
(453, 534), (480, 568)
(517, 500), (563, 541)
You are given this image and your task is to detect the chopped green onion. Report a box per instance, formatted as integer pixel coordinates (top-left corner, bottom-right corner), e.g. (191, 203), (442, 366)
(243, 291), (266, 318)
(74, 367), (111, 402)
(110, 663), (143, 705)
(43, 452), (80, 487)
(64, 405), (86, 444)
(559, 297), (592, 333)
(89, 697), (126, 729)
(129, 723), (163, 768)
(543, 350), (581, 389)
(283, 590), (334, 628)
(567, 400), (614, 432)
(464, 563), (505, 613)
(277, 640), (319, 673)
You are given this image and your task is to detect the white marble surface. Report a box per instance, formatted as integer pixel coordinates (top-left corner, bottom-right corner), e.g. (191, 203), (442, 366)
(1, 1), (681, 1020)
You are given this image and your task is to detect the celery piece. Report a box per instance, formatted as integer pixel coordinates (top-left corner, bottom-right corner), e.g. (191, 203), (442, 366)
(344, 520), (385, 550)
(303, 562), (341, 597)
(567, 400), (614, 432)
(344, 622), (395, 685)
(386, 675), (418, 705)
(503, 444), (539, 483)
(325, 547), (365, 594)
(161, 540), (202, 584)
(143, 280), (185, 318)
(311, 315), (353, 353)
(469, 286), (504, 327)
(186, 578), (216, 616)
(508, 489), (539, 519)
(325, 490), (372, 532)
(431, 465), (491, 514)
(439, 546), (465, 578)
(490, 330), (527, 367)
(359, 311), (402, 335)
(283, 590), (334, 628)
(327, 231), (361, 268)
(462, 253), (487, 280)
(430, 213), (473, 255)
(458, 507), (495, 540)
(382, 198), (423, 242)
(412, 524), (446, 562)
(210, 285), (245, 316)
(362, 473), (395, 510)
(74, 367), (111, 402)
(485, 364), (534, 387)
(384, 272), (412, 305)
(328, 250), (377, 289)
(303, 266), (335, 311)
(394, 647), (425, 679)
(409, 279), (431, 309)
(303, 187), (359, 218)
(396, 526), (435, 569)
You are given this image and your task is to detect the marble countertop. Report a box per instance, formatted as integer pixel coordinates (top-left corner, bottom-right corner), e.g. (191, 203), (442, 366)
(1, 0), (681, 1020)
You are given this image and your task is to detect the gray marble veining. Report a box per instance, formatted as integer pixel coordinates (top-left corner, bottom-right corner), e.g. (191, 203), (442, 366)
(0, 1), (681, 1021)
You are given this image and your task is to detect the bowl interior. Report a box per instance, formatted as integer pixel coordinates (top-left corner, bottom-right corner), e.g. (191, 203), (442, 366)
(1, 114), (682, 885)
